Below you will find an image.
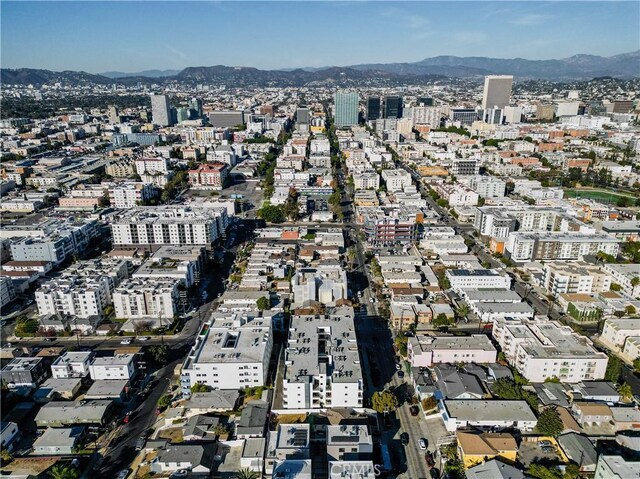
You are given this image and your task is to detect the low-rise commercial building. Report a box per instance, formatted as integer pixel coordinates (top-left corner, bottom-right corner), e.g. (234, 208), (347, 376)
(408, 335), (497, 368)
(442, 400), (537, 432)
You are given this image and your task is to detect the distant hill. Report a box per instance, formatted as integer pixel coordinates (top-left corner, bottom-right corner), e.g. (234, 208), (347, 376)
(349, 51), (640, 80)
(1, 51), (638, 87)
(100, 69), (181, 79)
(0, 68), (112, 86)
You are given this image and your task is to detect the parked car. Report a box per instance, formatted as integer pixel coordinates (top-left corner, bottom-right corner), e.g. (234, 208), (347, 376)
(409, 406), (419, 417)
(116, 470), (130, 479)
(425, 452), (435, 468)
(400, 432), (409, 446)
(395, 364), (401, 371)
(135, 436), (146, 451)
(120, 338), (133, 345)
(397, 370), (405, 378)
(123, 411), (132, 424)
(138, 336), (150, 341)
(418, 438), (427, 450)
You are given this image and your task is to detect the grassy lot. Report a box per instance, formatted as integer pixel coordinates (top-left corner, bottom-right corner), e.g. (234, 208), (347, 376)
(157, 427), (184, 443)
(564, 187), (637, 203)
(274, 413), (308, 425)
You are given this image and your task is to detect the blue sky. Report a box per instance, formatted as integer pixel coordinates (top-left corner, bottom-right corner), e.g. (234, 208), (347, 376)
(1, 1), (638, 73)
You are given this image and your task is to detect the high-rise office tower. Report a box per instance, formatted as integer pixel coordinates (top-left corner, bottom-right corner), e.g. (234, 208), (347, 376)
(482, 75), (513, 110)
(151, 94), (172, 126)
(108, 105), (119, 124)
(176, 107), (190, 123)
(384, 95), (403, 119)
(189, 98), (203, 118)
(334, 91), (359, 127)
(296, 107), (310, 124)
(366, 97), (381, 121)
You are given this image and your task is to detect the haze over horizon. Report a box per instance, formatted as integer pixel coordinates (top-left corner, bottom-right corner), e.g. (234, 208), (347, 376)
(1, 1), (639, 74)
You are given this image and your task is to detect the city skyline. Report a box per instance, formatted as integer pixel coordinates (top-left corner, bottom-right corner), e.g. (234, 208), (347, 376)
(1, 1), (639, 73)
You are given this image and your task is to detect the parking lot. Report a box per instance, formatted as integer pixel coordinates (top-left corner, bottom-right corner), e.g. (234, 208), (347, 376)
(517, 440), (564, 468)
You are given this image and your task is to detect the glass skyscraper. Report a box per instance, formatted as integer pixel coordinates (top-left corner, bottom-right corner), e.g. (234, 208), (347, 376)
(334, 91), (359, 127)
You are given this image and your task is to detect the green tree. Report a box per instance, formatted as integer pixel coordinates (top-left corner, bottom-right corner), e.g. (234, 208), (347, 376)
(527, 463), (562, 479)
(148, 345), (169, 365)
(233, 468), (259, 479)
(256, 296), (270, 311)
(633, 356), (640, 373)
(625, 305), (637, 316)
(433, 313), (453, 327)
(15, 316), (39, 336)
(371, 390), (398, 415)
(617, 382), (633, 402)
(536, 407), (564, 437)
(605, 355), (623, 382)
(48, 464), (79, 479)
(0, 449), (13, 466)
(157, 394), (172, 410)
(563, 463), (581, 479)
(610, 283), (622, 292)
(257, 204), (285, 223)
(631, 276), (640, 288)
(191, 383), (212, 393)
(394, 334), (408, 356)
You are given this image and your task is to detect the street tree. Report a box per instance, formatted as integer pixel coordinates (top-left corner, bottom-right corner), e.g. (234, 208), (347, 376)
(371, 390), (398, 415)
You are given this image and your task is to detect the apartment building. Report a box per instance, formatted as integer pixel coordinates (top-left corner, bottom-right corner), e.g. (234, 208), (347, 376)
(109, 182), (157, 208)
(505, 231), (620, 263)
(180, 313), (272, 394)
(35, 259), (129, 319)
(283, 308), (363, 409)
(51, 351), (94, 379)
(408, 335), (497, 368)
(188, 163), (228, 190)
(9, 220), (99, 265)
(601, 263), (640, 298)
(542, 261), (611, 296)
(89, 354), (137, 380)
(600, 318), (640, 352)
(360, 207), (420, 246)
(110, 206), (229, 247)
(135, 157), (169, 175)
(291, 267), (348, 308)
(353, 171), (380, 190)
(106, 158), (135, 178)
(474, 206), (571, 238)
(326, 425), (373, 462)
(492, 317), (608, 383)
(0, 276), (16, 309)
(433, 183), (479, 207)
(112, 278), (180, 320)
(450, 159), (480, 176)
(445, 269), (511, 291)
(381, 169), (412, 192)
(1, 357), (48, 389)
(458, 176), (506, 198)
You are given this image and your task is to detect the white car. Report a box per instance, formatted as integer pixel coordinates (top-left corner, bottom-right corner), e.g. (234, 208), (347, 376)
(120, 338), (133, 345)
(369, 298), (374, 303)
(395, 364), (401, 371)
(138, 336), (150, 342)
(418, 439), (427, 450)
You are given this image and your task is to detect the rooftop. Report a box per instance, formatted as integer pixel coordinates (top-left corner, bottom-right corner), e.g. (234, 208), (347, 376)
(445, 400), (537, 422)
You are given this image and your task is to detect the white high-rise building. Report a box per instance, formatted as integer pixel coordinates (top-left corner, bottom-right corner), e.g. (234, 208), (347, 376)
(151, 94), (172, 127)
(482, 75), (513, 110)
(408, 106), (442, 127)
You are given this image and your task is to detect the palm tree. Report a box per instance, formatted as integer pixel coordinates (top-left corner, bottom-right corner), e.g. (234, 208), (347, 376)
(631, 276), (640, 288)
(233, 468), (259, 479)
(455, 303), (470, 322)
(48, 464), (79, 479)
(617, 382), (633, 402)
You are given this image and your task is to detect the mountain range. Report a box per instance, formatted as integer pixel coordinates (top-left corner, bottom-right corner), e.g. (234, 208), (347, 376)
(2, 51), (638, 87)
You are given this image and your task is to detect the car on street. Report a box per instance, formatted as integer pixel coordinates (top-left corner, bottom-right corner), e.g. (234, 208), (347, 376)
(395, 364), (401, 370)
(120, 338), (133, 345)
(135, 436), (146, 451)
(369, 298), (374, 303)
(400, 432), (409, 446)
(138, 336), (150, 341)
(425, 452), (435, 468)
(116, 469), (130, 479)
(409, 406), (419, 416)
(43, 337), (56, 342)
(123, 411), (132, 424)
(418, 438), (427, 450)
(170, 470), (188, 478)
(430, 467), (440, 479)
(397, 370), (404, 378)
